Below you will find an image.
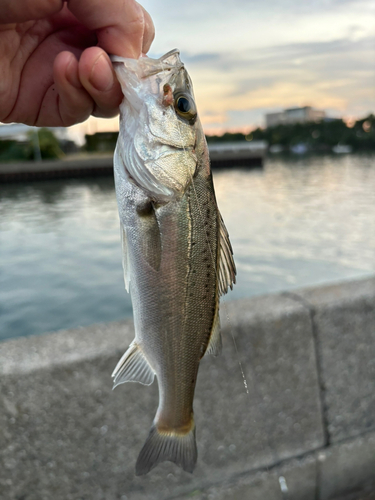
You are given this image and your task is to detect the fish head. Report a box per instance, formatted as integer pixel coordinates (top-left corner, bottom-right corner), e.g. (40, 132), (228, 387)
(112, 50), (206, 202)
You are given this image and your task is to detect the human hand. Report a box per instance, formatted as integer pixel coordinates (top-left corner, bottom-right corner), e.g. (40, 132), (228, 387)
(0, 0), (154, 127)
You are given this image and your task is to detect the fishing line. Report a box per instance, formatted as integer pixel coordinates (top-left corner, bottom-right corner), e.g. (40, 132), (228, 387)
(156, 54), (289, 495)
(185, 157), (250, 396)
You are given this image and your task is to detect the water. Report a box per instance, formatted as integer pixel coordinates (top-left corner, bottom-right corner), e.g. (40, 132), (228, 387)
(1, 154), (374, 341)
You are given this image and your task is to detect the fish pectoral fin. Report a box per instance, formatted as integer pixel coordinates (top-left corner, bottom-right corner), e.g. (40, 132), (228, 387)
(120, 224), (130, 292)
(218, 211), (236, 296)
(135, 201), (162, 272)
(112, 341), (155, 388)
(205, 308), (222, 357)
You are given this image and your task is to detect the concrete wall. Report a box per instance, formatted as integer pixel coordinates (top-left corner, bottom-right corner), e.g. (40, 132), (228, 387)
(0, 277), (374, 500)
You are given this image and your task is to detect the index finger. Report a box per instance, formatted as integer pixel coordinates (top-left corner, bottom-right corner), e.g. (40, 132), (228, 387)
(67, 0), (154, 58)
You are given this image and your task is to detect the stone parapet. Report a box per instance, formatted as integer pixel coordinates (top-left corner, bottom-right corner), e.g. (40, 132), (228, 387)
(0, 277), (374, 499)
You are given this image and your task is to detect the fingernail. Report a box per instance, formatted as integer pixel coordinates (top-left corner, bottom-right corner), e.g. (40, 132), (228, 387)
(89, 53), (114, 92)
(66, 56), (82, 90)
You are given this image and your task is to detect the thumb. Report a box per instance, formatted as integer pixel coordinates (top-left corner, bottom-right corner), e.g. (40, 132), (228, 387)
(67, 0), (154, 58)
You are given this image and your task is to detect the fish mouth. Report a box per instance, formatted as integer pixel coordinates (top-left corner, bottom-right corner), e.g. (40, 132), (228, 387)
(158, 49), (183, 65)
(140, 49), (185, 78)
(111, 49), (184, 78)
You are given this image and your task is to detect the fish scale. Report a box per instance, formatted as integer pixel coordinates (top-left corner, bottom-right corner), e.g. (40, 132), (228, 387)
(111, 49), (236, 475)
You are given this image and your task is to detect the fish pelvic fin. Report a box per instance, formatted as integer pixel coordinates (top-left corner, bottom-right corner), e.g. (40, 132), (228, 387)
(112, 341), (155, 388)
(205, 307), (222, 357)
(135, 418), (197, 476)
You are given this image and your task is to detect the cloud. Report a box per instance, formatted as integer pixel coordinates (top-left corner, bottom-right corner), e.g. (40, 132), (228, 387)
(73, 0), (375, 134)
(182, 35), (374, 130)
(177, 52), (221, 64)
(144, 0), (375, 56)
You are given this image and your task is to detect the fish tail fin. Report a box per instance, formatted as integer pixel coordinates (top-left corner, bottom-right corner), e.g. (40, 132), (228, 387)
(135, 417), (197, 476)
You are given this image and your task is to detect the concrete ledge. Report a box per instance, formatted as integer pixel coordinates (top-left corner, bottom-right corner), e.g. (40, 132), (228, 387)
(296, 278), (375, 443)
(182, 429), (375, 500)
(0, 156), (114, 182)
(0, 143), (266, 182)
(188, 454), (317, 500)
(317, 430), (375, 500)
(0, 277), (374, 499)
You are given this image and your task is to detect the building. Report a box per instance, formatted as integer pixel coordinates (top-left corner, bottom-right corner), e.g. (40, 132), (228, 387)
(266, 106), (326, 128)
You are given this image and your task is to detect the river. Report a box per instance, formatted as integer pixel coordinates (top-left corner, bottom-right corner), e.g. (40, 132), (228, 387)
(1, 153), (374, 341)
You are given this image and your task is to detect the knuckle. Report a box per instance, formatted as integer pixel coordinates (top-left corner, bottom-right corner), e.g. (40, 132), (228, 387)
(59, 100), (92, 127)
(124, 4), (145, 34)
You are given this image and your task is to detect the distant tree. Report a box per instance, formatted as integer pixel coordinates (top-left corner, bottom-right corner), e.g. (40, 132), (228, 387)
(84, 132), (118, 152)
(205, 114), (375, 152)
(206, 132), (246, 144)
(0, 128), (64, 162)
(0, 139), (31, 161)
(347, 114), (375, 150)
(35, 128), (65, 159)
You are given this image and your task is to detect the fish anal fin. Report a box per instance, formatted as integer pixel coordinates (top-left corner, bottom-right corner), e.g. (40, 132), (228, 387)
(135, 418), (197, 475)
(112, 341), (155, 388)
(218, 211), (236, 296)
(205, 308), (222, 357)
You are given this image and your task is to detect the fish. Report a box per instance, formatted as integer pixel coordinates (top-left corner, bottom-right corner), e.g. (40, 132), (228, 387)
(111, 49), (236, 476)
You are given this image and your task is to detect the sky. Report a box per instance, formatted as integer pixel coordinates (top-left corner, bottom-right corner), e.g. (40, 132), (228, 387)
(70, 0), (375, 139)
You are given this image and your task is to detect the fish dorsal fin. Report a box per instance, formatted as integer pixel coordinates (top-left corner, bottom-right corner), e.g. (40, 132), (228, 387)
(112, 341), (155, 388)
(218, 212), (236, 296)
(121, 224), (130, 292)
(205, 309), (222, 357)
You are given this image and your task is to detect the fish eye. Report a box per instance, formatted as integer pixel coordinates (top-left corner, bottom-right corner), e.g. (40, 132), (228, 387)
(174, 93), (197, 124)
(177, 97), (191, 113)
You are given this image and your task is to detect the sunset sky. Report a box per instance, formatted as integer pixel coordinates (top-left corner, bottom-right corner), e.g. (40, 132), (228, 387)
(71, 0), (375, 139)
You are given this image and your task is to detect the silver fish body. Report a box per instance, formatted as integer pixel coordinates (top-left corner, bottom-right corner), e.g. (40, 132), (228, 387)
(111, 50), (236, 475)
